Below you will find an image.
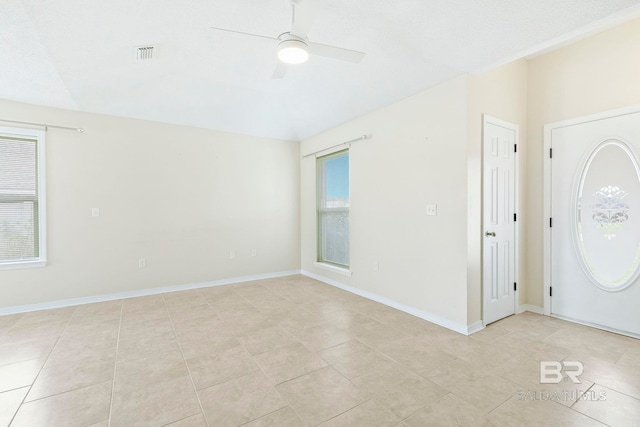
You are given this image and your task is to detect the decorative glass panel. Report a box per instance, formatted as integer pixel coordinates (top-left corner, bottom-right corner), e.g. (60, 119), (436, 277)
(574, 139), (640, 291)
(319, 210), (349, 266)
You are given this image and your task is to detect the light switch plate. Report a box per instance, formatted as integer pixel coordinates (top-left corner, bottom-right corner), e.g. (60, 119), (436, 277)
(91, 208), (100, 217)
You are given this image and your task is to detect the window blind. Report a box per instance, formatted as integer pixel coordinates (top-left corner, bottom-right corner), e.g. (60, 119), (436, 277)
(0, 136), (39, 262)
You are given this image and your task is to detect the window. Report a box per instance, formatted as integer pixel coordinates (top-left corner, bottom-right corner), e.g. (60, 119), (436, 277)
(317, 149), (349, 268)
(0, 127), (46, 269)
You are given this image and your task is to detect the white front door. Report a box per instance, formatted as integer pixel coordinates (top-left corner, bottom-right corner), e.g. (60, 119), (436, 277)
(483, 116), (517, 325)
(548, 108), (640, 337)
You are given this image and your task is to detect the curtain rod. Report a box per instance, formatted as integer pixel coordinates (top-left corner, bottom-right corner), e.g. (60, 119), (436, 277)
(0, 119), (84, 133)
(301, 135), (368, 159)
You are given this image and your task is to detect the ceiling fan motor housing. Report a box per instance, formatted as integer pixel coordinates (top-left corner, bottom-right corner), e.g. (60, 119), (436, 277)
(277, 34), (309, 64)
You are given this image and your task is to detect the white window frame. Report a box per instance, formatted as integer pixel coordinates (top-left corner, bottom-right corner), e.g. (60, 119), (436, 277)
(317, 149), (350, 271)
(0, 126), (47, 270)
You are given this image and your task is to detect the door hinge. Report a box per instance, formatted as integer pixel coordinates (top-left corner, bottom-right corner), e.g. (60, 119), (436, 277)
(514, 282), (517, 291)
(550, 217), (553, 227)
(514, 144), (517, 153)
(550, 287), (553, 297)
(514, 213), (517, 222)
(550, 148), (553, 158)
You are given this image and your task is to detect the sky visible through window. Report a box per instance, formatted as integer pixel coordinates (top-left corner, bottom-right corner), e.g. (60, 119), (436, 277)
(325, 154), (349, 200)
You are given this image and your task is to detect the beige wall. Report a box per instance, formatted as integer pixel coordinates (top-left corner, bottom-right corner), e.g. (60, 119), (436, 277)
(301, 76), (471, 326)
(0, 100), (300, 309)
(299, 63), (529, 330)
(526, 18), (640, 307)
(467, 60), (528, 322)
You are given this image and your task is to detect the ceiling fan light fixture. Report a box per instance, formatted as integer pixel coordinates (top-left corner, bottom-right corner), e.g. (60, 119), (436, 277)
(278, 39), (309, 64)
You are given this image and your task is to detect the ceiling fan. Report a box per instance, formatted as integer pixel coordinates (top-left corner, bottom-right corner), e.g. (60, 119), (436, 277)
(210, 0), (365, 79)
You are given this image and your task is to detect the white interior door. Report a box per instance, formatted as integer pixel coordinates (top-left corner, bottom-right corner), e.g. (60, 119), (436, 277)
(483, 116), (517, 325)
(549, 109), (640, 337)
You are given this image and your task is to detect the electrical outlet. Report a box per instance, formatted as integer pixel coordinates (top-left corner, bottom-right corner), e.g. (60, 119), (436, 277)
(251, 249), (257, 257)
(91, 208), (100, 217)
(426, 204), (437, 216)
(138, 258), (146, 268)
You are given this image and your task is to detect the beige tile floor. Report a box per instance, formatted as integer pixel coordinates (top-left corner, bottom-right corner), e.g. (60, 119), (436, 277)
(1, 275), (639, 426)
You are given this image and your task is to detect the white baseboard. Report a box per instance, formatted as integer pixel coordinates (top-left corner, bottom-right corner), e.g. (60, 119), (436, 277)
(301, 270), (482, 336)
(550, 313), (640, 339)
(0, 270), (301, 316)
(467, 321), (485, 335)
(518, 304), (545, 315)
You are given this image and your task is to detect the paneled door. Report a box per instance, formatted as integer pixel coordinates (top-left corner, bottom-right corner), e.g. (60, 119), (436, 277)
(548, 108), (640, 337)
(483, 116), (517, 325)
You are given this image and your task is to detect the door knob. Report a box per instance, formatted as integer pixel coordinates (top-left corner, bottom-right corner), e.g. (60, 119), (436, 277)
(485, 231), (496, 237)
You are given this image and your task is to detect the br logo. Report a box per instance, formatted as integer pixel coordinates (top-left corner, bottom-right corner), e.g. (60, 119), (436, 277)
(539, 361), (584, 384)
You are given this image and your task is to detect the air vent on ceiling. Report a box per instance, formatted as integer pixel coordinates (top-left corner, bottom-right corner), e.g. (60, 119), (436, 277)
(135, 45), (155, 61)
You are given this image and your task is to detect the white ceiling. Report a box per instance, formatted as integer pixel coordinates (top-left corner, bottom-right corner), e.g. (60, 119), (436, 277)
(2, 0), (640, 141)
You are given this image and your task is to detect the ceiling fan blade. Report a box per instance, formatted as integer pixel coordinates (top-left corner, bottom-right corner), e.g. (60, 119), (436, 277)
(308, 42), (365, 63)
(210, 26), (278, 41)
(272, 62), (288, 79)
(291, 0), (328, 38)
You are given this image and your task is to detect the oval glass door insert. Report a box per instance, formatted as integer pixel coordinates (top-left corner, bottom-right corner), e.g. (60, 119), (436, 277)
(575, 139), (640, 291)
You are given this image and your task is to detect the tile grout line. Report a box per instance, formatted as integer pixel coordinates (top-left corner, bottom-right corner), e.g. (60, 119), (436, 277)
(164, 293), (211, 427)
(106, 301), (124, 427)
(230, 286), (306, 425)
(7, 311), (76, 426)
(314, 398), (376, 426)
(229, 281), (351, 426)
(481, 375), (524, 416)
(567, 390), (615, 427)
(234, 406), (299, 427)
(566, 381), (596, 409)
(276, 285), (358, 425)
(314, 355), (377, 424)
(399, 393), (455, 423)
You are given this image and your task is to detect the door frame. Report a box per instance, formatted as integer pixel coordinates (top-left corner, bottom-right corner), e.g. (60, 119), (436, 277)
(482, 114), (519, 326)
(543, 103), (640, 317)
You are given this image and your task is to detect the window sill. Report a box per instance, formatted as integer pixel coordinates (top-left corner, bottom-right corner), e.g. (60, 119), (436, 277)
(314, 262), (352, 277)
(0, 260), (47, 271)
